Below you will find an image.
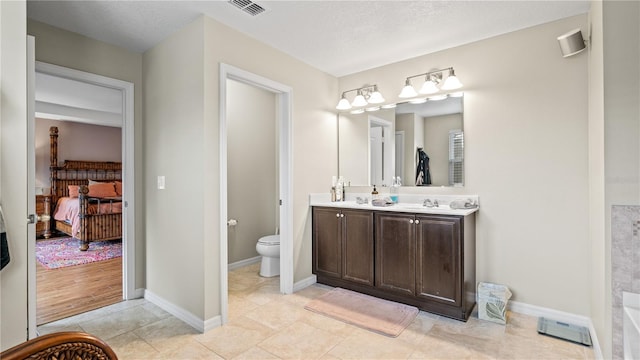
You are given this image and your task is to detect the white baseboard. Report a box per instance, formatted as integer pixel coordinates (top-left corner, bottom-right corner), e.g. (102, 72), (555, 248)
(228, 256), (261, 271)
(144, 290), (222, 333)
(508, 300), (602, 359)
(293, 274), (317, 292)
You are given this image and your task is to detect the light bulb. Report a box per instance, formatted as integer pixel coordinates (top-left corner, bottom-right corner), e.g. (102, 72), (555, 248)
(368, 88), (385, 104)
(351, 90), (368, 107)
(398, 79), (418, 98)
(419, 79), (439, 94)
(441, 70), (463, 90)
(336, 96), (351, 110)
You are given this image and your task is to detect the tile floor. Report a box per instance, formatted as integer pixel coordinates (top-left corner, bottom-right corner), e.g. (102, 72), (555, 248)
(38, 263), (595, 359)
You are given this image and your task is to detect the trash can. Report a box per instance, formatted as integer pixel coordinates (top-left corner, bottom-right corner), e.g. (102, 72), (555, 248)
(477, 282), (512, 324)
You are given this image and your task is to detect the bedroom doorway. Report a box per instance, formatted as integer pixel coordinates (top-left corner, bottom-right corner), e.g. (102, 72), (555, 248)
(27, 61), (135, 333)
(219, 63), (293, 325)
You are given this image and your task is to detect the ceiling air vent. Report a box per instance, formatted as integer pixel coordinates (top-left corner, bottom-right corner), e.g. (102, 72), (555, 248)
(228, 0), (267, 16)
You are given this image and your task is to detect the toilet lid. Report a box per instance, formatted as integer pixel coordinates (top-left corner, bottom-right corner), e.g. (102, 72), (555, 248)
(258, 235), (280, 245)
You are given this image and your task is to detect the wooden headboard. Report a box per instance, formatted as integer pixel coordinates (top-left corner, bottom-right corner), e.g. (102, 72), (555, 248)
(49, 126), (122, 203)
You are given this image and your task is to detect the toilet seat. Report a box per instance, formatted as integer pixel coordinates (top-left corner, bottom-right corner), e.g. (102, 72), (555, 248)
(258, 234), (280, 245)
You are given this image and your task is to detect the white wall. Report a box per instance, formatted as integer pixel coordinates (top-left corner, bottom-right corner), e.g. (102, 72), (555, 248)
(34, 119), (121, 191)
(339, 15), (590, 315)
(143, 15), (338, 323)
(0, 0), (28, 350)
(27, 20), (145, 288)
(227, 79), (277, 264)
(144, 18), (206, 319)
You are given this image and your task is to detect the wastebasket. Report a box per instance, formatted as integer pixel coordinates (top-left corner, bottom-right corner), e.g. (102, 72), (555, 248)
(477, 282), (512, 324)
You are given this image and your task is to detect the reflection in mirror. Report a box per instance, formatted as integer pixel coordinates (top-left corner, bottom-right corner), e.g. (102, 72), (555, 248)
(338, 95), (463, 187)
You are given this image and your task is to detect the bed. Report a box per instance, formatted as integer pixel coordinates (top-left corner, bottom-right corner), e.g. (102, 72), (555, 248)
(49, 126), (123, 251)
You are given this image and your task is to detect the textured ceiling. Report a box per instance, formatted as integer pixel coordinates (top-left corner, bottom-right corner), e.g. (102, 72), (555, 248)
(27, 0), (590, 77)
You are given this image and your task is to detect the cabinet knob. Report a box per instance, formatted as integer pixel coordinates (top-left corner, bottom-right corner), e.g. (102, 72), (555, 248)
(340, 214), (344, 218)
(415, 220), (420, 225)
(409, 219), (414, 224)
(336, 213), (340, 217)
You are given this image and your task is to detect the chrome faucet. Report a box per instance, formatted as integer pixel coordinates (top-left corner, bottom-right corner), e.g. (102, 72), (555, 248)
(433, 199), (439, 207)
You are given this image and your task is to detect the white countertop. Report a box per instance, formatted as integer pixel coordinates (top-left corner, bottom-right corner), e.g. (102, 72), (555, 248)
(309, 193), (479, 216)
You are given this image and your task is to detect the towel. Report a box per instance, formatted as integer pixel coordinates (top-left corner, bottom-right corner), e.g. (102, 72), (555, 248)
(0, 205), (9, 270)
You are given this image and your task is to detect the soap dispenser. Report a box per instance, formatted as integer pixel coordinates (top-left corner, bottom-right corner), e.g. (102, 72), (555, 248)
(371, 185), (379, 200)
(390, 176), (400, 203)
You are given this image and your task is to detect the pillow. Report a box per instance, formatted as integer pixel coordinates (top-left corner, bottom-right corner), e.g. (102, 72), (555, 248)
(115, 181), (122, 196)
(88, 179), (101, 186)
(68, 185), (79, 198)
(87, 182), (117, 198)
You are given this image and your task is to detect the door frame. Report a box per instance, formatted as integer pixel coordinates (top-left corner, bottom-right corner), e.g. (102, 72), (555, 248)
(28, 61), (136, 334)
(219, 63), (293, 324)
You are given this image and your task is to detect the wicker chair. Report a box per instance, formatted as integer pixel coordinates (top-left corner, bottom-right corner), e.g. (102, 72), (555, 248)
(0, 331), (118, 360)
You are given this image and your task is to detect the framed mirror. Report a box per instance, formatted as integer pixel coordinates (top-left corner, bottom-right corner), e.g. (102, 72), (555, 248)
(338, 94), (463, 187)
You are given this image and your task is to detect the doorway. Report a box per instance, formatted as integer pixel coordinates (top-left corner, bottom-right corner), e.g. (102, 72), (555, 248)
(27, 62), (135, 333)
(219, 63), (293, 325)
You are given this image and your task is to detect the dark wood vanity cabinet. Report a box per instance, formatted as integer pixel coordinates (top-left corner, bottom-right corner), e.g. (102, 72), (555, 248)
(312, 207), (374, 286)
(313, 206), (475, 321)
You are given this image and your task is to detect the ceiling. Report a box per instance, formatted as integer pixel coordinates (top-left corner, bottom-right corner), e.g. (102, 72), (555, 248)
(27, 0), (590, 77)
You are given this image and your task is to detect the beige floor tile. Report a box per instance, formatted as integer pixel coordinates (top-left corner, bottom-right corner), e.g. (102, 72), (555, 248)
(244, 299), (307, 331)
(258, 321), (344, 359)
(36, 264), (594, 360)
(155, 340), (224, 360)
(79, 305), (162, 340)
(233, 346), (281, 360)
(396, 311), (439, 346)
(328, 326), (415, 359)
(107, 331), (160, 360)
(133, 316), (200, 352)
(195, 316), (275, 359)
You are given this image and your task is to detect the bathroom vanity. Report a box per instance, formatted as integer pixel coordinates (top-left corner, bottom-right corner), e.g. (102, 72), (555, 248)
(311, 196), (477, 321)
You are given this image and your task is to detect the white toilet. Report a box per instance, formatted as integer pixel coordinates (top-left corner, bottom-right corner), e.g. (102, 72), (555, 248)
(256, 234), (280, 277)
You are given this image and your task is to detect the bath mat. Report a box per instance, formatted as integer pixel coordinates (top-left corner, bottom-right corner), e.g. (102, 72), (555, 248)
(304, 287), (418, 337)
(36, 237), (122, 269)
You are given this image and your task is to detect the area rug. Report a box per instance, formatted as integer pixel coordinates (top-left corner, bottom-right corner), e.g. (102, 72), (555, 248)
(304, 287), (418, 337)
(36, 237), (122, 270)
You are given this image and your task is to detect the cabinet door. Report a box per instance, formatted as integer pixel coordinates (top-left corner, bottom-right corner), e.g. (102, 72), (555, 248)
(375, 212), (416, 296)
(312, 207), (342, 278)
(416, 215), (462, 306)
(342, 209), (374, 286)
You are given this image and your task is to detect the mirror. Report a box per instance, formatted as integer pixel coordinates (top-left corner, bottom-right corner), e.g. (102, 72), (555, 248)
(338, 95), (463, 187)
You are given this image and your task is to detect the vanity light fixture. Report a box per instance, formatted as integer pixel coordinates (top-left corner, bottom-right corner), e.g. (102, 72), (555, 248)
(335, 84), (385, 110)
(399, 67), (463, 98)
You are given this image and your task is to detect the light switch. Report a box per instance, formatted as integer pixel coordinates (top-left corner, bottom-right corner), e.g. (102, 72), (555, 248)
(157, 175), (165, 190)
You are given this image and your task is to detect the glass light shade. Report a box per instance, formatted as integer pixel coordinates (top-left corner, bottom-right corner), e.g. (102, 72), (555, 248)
(441, 74), (463, 90)
(398, 80), (418, 98)
(336, 97), (351, 110)
(419, 80), (439, 94)
(368, 90), (385, 104)
(351, 93), (368, 107)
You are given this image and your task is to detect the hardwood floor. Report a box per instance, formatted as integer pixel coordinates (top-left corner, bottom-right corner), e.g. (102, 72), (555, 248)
(36, 248), (123, 325)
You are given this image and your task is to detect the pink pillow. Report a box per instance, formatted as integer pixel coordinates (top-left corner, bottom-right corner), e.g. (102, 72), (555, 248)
(115, 181), (122, 196)
(68, 185), (79, 198)
(87, 183), (117, 198)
